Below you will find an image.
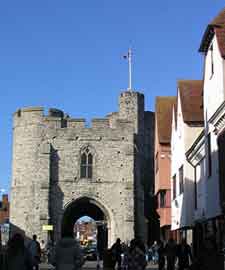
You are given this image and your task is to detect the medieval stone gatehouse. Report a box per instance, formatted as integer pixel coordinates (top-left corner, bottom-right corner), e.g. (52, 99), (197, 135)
(10, 90), (154, 248)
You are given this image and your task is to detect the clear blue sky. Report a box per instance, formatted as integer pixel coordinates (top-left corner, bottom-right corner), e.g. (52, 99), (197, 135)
(0, 1), (224, 194)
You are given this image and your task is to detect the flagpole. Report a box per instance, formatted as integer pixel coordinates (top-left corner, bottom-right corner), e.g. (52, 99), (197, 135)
(128, 48), (132, 91)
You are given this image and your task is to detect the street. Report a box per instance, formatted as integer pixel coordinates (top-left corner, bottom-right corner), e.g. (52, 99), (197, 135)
(40, 261), (158, 270)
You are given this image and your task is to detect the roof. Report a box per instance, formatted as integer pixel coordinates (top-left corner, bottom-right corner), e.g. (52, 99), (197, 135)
(199, 8), (225, 58)
(211, 8), (225, 26)
(178, 80), (204, 124)
(155, 96), (176, 144)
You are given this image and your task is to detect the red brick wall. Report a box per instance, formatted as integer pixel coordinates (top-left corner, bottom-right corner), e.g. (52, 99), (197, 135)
(155, 120), (172, 229)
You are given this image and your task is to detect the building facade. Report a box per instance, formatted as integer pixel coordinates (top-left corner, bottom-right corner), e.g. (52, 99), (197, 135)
(0, 194), (10, 246)
(186, 8), (225, 255)
(171, 81), (203, 243)
(154, 97), (176, 241)
(10, 90), (155, 248)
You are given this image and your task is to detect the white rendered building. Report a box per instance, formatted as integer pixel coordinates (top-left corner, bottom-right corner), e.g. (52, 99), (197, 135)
(171, 80), (203, 243)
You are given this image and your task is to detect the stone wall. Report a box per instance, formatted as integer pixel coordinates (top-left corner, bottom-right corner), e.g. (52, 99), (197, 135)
(10, 90), (154, 246)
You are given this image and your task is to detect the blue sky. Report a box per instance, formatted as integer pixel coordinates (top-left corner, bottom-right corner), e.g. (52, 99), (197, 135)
(0, 1), (224, 194)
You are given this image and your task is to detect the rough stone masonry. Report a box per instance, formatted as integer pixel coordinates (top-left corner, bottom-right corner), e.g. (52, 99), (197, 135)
(10, 90), (154, 246)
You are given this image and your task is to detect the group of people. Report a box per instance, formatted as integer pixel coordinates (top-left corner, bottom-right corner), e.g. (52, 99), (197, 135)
(104, 238), (147, 270)
(0, 230), (84, 270)
(150, 238), (193, 270)
(0, 234), (42, 270)
(0, 232), (198, 270)
(104, 237), (193, 270)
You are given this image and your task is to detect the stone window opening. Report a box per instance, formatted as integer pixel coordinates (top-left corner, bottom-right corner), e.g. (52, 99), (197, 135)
(80, 148), (93, 179)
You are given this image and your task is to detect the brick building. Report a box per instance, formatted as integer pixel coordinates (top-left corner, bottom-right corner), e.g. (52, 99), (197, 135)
(154, 97), (176, 242)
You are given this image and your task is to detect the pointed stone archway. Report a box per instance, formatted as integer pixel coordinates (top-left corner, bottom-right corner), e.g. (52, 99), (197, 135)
(61, 197), (111, 255)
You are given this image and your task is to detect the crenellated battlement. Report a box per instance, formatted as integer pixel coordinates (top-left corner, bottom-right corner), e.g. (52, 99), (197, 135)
(120, 90), (144, 98)
(13, 107), (134, 132)
(13, 90), (144, 133)
(14, 107), (44, 117)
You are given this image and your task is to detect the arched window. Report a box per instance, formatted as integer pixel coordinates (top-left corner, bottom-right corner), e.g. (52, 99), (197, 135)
(80, 148), (93, 178)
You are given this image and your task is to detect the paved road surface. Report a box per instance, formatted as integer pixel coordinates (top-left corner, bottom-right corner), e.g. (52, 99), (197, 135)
(40, 261), (158, 270)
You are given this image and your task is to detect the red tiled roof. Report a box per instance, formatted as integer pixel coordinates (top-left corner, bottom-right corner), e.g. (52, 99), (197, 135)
(210, 8), (225, 26)
(178, 80), (204, 124)
(155, 96), (176, 144)
(199, 8), (225, 58)
(215, 27), (225, 58)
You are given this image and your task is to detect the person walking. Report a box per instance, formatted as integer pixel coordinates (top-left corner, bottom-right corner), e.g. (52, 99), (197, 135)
(176, 238), (192, 270)
(121, 242), (129, 270)
(53, 230), (84, 270)
(151, 241), (159, 264)
(28, 234), (41, 270)
(103, 248), (116, 270)
(111, 238), (123, 270)
(127, 239), (147, 270)
(40, 240), (46, 262)
(157, 240), (165, 270)
(165, 238), (177, 270)
(195, 236), (223, 270)
(4, 233), (32, 270)
(0, 241), (3, 270)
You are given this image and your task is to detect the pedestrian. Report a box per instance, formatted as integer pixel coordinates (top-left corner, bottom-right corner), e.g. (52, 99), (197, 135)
(0, 241), (3, 270)
(147, 246), (153, 262)
(40, 240), (46, 262)
(103, 248), (116, 270)
(52, 230), (84, 270)
(127, 239), (147, 270)
(151, 241), (159, 264)
(157, 240), (165, 270)
(176, 238), (192, 270)
(165, 238), (177, 270)
(46, 240), (55, 264)
(4, 233), (32, 270)
(111, 238), (123, 270)
(28, 234), (41, 270)
(121, 242), (129, 270)
(195, 236), (223, 270)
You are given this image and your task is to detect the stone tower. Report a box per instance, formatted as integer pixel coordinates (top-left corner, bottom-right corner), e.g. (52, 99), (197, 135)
(10, 90), (154, 246)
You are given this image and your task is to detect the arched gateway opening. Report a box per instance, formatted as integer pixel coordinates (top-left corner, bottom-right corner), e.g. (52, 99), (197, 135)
(61, 197), (109, 257)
